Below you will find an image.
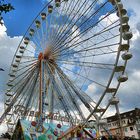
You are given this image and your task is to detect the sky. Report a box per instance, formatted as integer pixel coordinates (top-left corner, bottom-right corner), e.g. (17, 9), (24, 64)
(0, 0), (140, 134)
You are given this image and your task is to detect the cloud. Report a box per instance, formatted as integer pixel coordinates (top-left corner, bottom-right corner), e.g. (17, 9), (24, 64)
(0, 23), (22, 134)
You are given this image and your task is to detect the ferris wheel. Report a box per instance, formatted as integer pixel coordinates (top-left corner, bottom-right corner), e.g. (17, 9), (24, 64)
(0, 0), (132, 134)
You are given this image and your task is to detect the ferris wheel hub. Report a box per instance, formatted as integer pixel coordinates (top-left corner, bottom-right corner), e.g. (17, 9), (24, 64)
(38, 47), (55, 62)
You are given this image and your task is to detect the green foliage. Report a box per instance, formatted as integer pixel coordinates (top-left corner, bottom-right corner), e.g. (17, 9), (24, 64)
(0, 0), (14, 25)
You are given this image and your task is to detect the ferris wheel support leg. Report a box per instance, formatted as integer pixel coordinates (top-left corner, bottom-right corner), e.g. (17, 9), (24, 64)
(36, 59), (46, 132)
(49, 84), (54, 122)
(115, 103), (124, 140)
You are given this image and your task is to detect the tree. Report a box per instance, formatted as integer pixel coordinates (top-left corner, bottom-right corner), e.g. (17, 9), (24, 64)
(0, 0), (14, 25)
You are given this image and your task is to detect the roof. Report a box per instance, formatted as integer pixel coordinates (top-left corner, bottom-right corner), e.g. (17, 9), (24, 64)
(12, 119), (97, 140)
(20, 119), (69, 140)
(106, 108), (140, 122)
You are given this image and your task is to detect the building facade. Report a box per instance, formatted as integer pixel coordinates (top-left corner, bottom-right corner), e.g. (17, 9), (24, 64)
(100, 108), (140, 139)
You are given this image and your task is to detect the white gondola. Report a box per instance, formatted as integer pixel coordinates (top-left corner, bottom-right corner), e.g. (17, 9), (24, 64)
(122, 15), (129, 23)
(117, 8), (127, 17)
(29, 29), (35, 36)
(117, 2), (123, 10)
(16, 55), (22, 59)
(48, 5), (53, 13)
(7, 89), (11, 92)
(121, 52), (133, 60)
(108, 0), (121, 5)
(122, 31), (133, 40)
(119, 24), (130, 32)
(24, 37), (30, 45)
(7, 83), (13, 87)
(122, 24), (130, 32)
(5, 102), (10, 106)
(118, 74), (128, 82)
(119, 44), (129, 51)
(55, 0), (61, 7)
(12, 69), (17, 73)
(41, 13), (46, 20)
(6, 93), (13, 97)
(9, 79), (13, 82)
(115, 65), (125, 72)
(20, 46), (25, 50)
(15, 58), (20, 63)
(9, 74), (15, 78)
(19, 50), (24, 54)
(6, 99), (11, 103)
(12, 64), (18, 68)
(106, 88), (117, 93)
(109, 97), (119, 105)
(35, 20), (41, 28)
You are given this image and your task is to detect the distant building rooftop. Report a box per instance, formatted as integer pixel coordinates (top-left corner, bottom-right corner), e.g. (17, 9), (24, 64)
(106, 108), (140, 122)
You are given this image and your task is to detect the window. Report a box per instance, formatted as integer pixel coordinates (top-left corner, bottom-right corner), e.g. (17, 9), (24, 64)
(130, 113), (133, 116)
(124, 115), (126, 117)
(108, 123), (111, 127)
(130, 127), (133, 131)
(122, 120), (126, 124)
(125, 127), (128, 132)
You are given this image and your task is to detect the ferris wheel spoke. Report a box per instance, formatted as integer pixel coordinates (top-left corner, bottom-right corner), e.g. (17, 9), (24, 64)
(23, 47), (36, 54)
(20, 55), (38, 60)
(16, 61), (38, 72)
(53, 18), (119, 56)
(52, 0), (85, 46)
(19, 59), (37, 65)
(46, 63), (77, 124)
(14, 77), (36, 113)
(55, 65), (94, 113)
(52, 0), (110, 53)
(49, 69), (78, 120)
(9, 71), (36, 93)
(25, 84), (40, 120)
(58, 64), (106, 88)
(36, 29), (45, 51)
(23, 70), (39, 117)
(50, 1), (71, 45)
(1, 66), (38, 123)
(52, 0), (80, 40)
(57, 37), (119, 59)
(52, 0), (99, 50)
(56, 69), (85, 120)
(12, 68), (38, 106)
(7, 64), (38, 93)
(57, 50), (118, 64)
(31, 33), (44, 51)
(57, 61), (114, 70)
(14, 64), (37, 81)
(12, 71), (39, 124)
(49, 2), (67, 44)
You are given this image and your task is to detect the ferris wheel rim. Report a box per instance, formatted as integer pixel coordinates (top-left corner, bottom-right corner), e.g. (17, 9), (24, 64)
(3, 0), (133, 133)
